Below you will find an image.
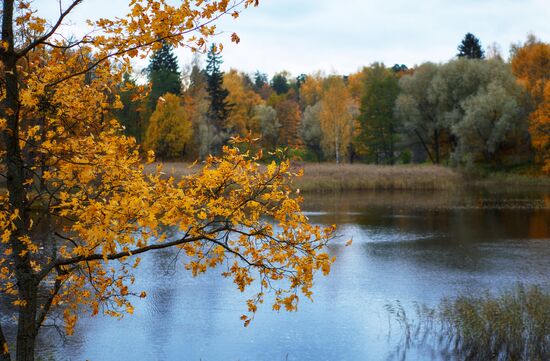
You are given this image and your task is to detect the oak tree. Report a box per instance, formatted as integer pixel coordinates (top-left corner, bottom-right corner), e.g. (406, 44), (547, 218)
(0, 2), (335, 361)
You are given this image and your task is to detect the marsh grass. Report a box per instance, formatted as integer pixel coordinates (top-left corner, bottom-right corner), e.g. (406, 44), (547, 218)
(144, 162), (464, 191)
(143, 161), (550, 192)
(472, 172), (550, 189)
(292, 163), (462, 192)
(388, 284), (550, 361)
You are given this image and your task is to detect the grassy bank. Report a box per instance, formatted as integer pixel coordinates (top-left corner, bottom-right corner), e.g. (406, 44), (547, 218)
(144, 162), (550, 192)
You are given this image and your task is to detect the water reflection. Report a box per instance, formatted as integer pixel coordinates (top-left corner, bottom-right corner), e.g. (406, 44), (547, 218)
(26, 188), (550, 360)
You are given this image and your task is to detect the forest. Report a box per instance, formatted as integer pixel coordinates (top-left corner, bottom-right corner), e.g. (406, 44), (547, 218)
(118, 33), (549, 174)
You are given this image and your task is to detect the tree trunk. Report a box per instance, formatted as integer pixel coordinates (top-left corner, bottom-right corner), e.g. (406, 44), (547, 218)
(434, 130), (441, 164)
(2, 2), (38, 360)
(0, 322), (11, 361)
(413, 130), (435, 164)
(335, 134), (340, 164)
(15, 279), (38, 361)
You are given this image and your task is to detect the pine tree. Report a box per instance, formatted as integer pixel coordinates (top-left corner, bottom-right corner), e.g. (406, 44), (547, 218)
(457, 33), (485, 59)
(147, 41), (182, 110)
(205, 45), (231, 134)
(253, 71), (268, 91)
(271, 73), (290, 94)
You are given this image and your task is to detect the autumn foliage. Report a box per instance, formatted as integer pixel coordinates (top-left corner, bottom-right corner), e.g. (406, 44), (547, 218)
(0, 1), (335, 361)
(145, 93), (193, 158)
(511, 39), (550, 173)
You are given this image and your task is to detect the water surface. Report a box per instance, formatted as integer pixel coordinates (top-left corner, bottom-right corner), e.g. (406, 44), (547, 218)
(29, 188), (550, 360)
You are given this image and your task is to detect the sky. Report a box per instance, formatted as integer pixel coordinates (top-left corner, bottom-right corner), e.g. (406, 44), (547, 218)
(35, 0), (550, 77)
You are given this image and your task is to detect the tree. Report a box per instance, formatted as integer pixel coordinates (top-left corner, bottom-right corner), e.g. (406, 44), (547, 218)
(205, 45), (231, 153)
(529, 83), (550, 173)
(511, 37), (550, 172)
(319, 76), (357, 163)
(144, 93), (193, 159)
(453, 81), (526, 165)
(274, 98), (302, 147)
(357, 64), (400, 164)
(254, 105), (281, 150)
(224, 70), (263, 136)
(115, 73), (146, 142)
(391, 64), (408, 73)
(457, 32), (485, 59)
(299, 73), (324, 109)
(299, 103), (324, 162)
(395, 63), (445, 163)
(147, 41), (182, 110)
(271, 73), (290, 95)
(253, 71), (268, 91)
(0, 2), (335, 361)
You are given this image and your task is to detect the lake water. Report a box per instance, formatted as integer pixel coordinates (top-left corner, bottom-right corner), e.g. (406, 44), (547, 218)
(32, 188), (550, 360)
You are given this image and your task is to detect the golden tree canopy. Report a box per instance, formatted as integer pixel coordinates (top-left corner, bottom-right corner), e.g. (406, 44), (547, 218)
(0, 1), (335, 360)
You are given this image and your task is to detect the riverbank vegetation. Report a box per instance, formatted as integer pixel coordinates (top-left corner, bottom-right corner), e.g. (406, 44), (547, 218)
(388, 284), (550, 361)
(124, 33), (550, 177)
(145, 162), (550, 192)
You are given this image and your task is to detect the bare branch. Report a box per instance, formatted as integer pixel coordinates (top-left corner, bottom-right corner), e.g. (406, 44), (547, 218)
(35, 271), (63, 330)
(16, 0), (83, 59)
(45, 0), (246, 89)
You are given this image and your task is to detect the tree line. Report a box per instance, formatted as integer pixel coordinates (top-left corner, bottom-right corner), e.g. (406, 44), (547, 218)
(118, 33), (550, 173)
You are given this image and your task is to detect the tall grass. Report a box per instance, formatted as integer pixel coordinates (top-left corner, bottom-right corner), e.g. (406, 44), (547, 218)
(143, 161), (550, 193)
(293, 163), (462, 192)
(388, 284), (550, 361)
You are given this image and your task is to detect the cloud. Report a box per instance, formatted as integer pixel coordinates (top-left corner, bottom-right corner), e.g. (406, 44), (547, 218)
(31, 0), (550, 76)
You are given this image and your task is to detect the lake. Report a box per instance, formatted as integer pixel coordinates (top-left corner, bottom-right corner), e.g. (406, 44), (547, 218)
(34, 188), (550, 360)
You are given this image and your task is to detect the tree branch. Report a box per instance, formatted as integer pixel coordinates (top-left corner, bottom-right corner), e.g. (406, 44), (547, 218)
(0, 320), (10, 361)
(53, 234), (209, 268)
(45, 0), (246, 89)
(16, 0), (83, 59)
(35, 269), (64, 330)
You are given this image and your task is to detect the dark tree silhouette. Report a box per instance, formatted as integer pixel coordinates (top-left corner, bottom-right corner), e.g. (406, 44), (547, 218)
(205, 45), (231, 137)
(457, 33), (485, 59)
(147, 41), (182, 109)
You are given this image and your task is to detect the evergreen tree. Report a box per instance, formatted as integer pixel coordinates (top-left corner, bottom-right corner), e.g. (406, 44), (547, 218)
(253, 71), (268, 91)
(391, 64), (408, 73)
(147, 41), (182, 110)
(271, 73), (290, 94)
(205, 45), (231, 149)
(457, 33), (485, 59)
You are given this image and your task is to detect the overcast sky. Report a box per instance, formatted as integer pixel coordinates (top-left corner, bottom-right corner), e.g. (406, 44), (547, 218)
(36, 0), (550, 76)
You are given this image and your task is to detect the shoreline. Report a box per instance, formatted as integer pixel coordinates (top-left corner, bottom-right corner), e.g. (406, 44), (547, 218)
(144, 162), (550, 193)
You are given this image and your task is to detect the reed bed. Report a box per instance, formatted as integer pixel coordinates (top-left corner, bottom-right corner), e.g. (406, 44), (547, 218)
(143, 162), (550, 193)
(292, 163), (462, 192)
(388, 284), (550, 361)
